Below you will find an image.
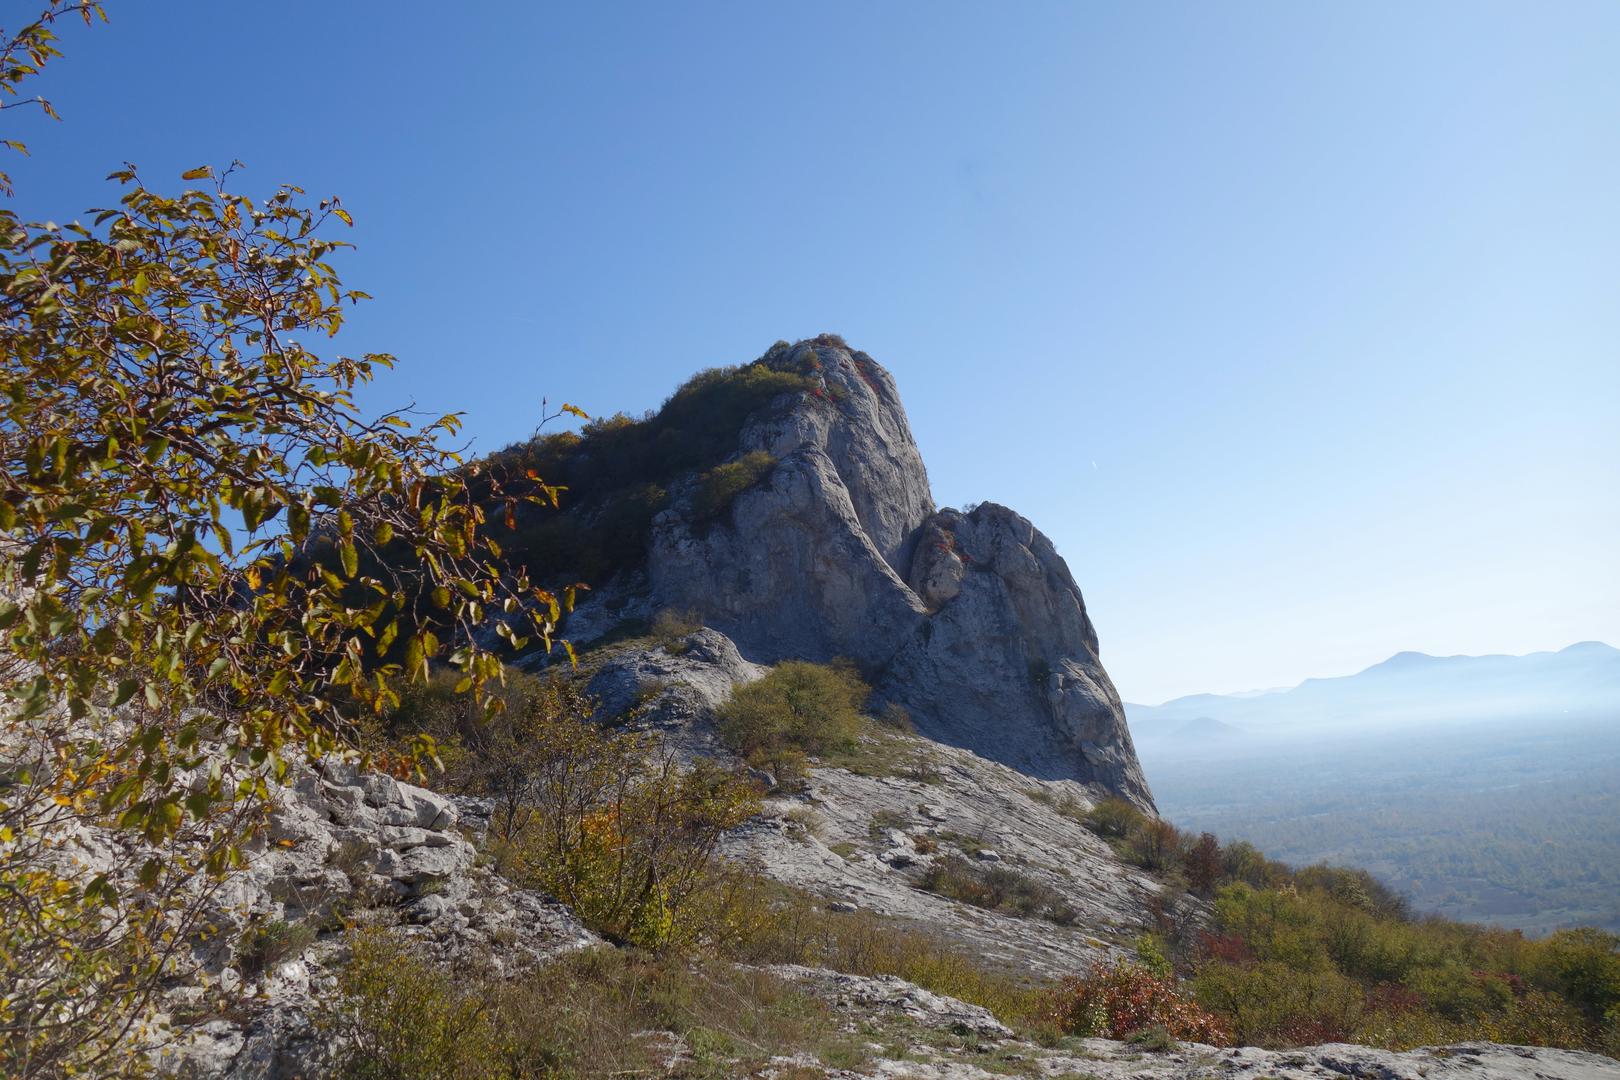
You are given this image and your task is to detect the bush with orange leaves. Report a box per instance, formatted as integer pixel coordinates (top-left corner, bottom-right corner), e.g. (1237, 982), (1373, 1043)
(1042, 960), (1230, 1045)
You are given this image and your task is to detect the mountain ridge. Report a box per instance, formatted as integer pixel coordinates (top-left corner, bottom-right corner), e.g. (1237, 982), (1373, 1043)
(1128, 641), (1620, 733)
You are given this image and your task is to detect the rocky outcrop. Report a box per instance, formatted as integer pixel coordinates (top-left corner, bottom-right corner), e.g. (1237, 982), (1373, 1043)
(648, 338), (934, 669)
(152, 760), (598, 1079)
(647, 338), (1153, 810)
(724, 733), (1175, 978)
(650, 445), (929, 670)
(586, 626), (765, 758)
(885, 503), (1150, 801)
(767, 965), (1014, 1039)
(738, 340), (936, 576)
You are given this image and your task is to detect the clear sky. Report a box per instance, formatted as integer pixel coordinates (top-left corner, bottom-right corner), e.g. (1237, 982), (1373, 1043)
(10, 2), (1618, 704)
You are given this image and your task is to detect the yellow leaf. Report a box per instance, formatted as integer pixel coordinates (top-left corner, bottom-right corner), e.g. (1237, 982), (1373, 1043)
(181, 165), (212, 181)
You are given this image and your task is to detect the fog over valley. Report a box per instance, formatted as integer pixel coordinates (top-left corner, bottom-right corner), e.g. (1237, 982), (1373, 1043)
(1132, 643), (1620, 934)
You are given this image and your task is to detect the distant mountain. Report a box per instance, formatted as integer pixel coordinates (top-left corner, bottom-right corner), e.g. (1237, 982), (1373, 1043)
(1127, 641), (1620, 734)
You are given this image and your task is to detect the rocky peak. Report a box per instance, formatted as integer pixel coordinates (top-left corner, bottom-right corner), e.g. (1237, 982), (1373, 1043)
(646, 337), (1154, 811)
(739, 337), (936, 575)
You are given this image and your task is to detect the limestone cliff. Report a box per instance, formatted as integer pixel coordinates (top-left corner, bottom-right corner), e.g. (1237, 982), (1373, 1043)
(643, 337), (1153, 809)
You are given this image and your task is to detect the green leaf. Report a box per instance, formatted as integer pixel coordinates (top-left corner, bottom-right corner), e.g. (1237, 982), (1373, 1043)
(112, 679), (140, 707)
(339, 540), (358, 579)
(404, 634), (425, 679)
(84, 874), (119, 907)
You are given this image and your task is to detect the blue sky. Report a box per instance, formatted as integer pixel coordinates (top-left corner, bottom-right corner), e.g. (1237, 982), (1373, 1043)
(11, 2), (1618, 703)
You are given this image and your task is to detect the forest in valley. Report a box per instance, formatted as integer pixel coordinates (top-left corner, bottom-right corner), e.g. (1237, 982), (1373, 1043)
(1142, 715), (1620, 935)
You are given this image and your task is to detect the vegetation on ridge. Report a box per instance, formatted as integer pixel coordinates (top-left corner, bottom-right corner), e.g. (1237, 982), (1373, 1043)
(478, 358), (813, 586)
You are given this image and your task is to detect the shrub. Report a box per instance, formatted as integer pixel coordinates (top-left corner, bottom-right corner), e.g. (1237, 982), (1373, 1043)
(1130, 819), (1182, 872)
(1083, 797), (1145, 840)
(334, 930), (507, 1080)
(1135, 933), (1173, 978)
(503, 720), (760, 949)
(333, 929), (860, 1079)
(1535, 928), (1620, 1019)
(1186, 876), (1620, 1053)
(377, 668), (595, 844)
(902, 747), (944, 784)
(877, 702), (914, 731)
(235, 920), (318, 979)
(1221, 840), (1282, 888)
(690, 450), (776, 526)
(1043, 960), (1229, 1044)
(717, 661), (868, 784)
(1182, 833), (1223, 896)
(384, 666), (759, 949)
(650, 608), (702, 653)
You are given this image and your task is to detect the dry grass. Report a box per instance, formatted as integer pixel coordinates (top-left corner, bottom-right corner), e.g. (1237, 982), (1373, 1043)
(723, 879), (1052, 1031)
(333, 931), (870, 1079)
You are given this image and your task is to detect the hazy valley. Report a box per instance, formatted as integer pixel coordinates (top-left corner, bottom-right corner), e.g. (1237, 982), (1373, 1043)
(1132, 646), (1620, 935)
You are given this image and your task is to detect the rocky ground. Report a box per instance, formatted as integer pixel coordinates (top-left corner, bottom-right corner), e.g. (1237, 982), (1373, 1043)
(641, 966), (1620, 1080)
(152, 762), (597, 1078)
(729, 745), (1173, 978)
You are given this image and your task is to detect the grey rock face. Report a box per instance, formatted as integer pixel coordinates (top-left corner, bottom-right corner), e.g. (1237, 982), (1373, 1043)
(768, 964), (1014, 1039)
(647, 338), (1152, 809)
(724, 738), (1174, 979)
(739, 340), (936, 575)
(650, 446), (929, 669)
(885, 504), (1153, 808)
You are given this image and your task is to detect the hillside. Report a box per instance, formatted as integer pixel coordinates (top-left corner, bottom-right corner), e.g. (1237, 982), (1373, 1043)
(15, 338), (1618, 1078)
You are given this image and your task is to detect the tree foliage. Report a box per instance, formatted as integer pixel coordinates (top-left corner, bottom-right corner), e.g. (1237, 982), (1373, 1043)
(0, 8), (567, 1073)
